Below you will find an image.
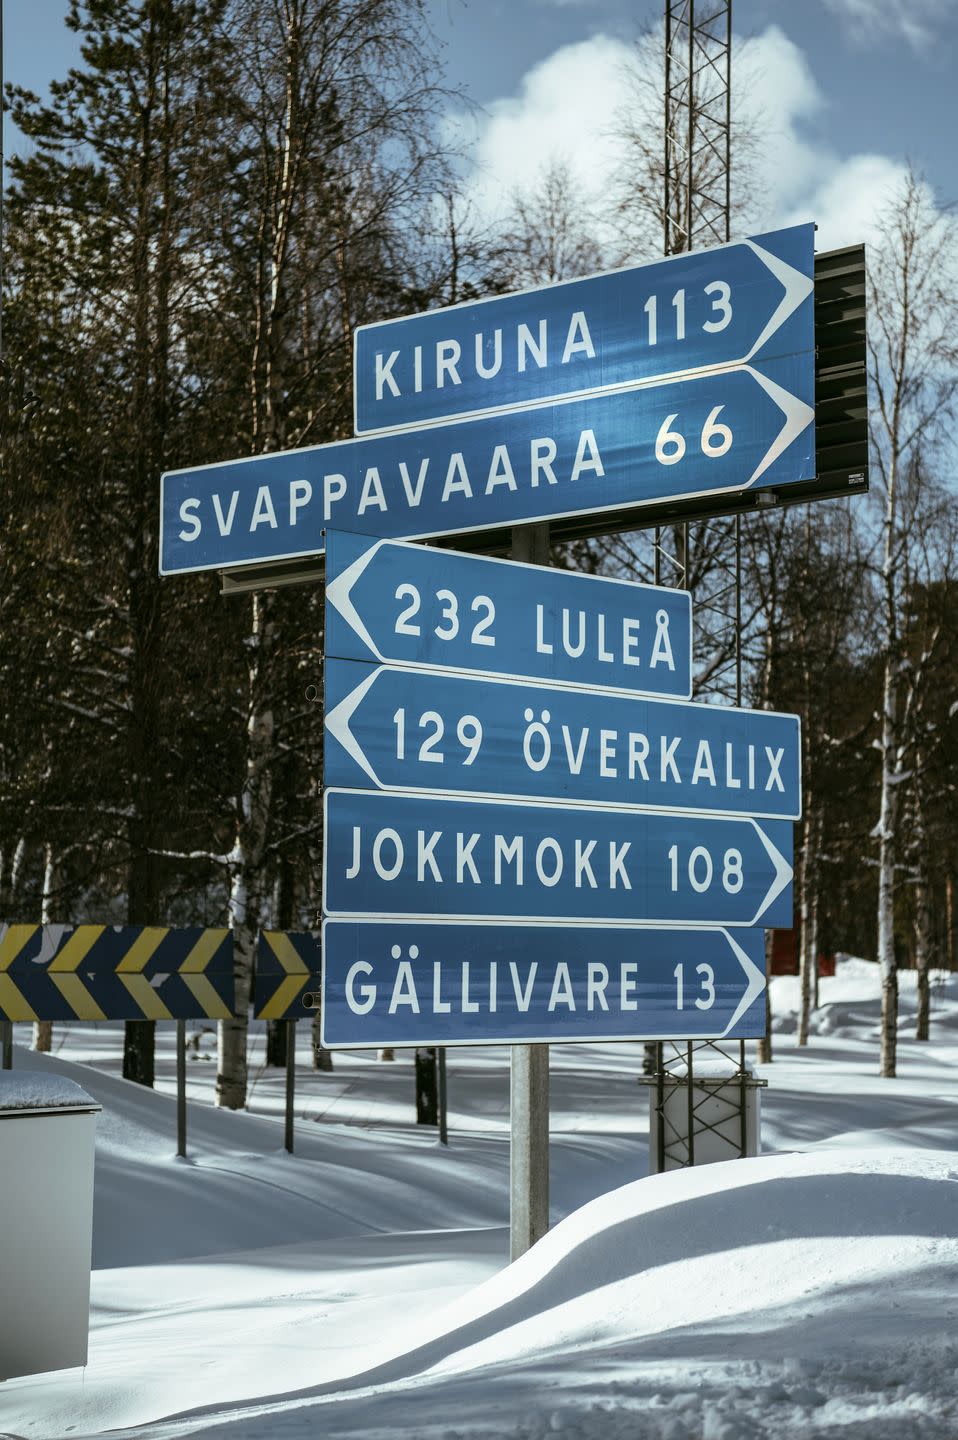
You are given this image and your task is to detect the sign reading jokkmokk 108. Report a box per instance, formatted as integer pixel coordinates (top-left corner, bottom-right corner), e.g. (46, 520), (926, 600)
(323, 788), (793, 929)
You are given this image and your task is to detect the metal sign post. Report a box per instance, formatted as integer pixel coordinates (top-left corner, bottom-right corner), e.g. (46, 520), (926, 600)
(285, 1020), (296, 1154)
(176, 1020), (187, 1158)
(510, 522), (551, 1260)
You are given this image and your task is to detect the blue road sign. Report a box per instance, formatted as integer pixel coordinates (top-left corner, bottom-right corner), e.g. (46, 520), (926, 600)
(319, 919), (766, 1047)
(324, 659), (801, 820)
(323, 789), (793, 928)
(160, 356), (813, 575)
(326, 530), (692, 697)
(353, 223), (814, 432)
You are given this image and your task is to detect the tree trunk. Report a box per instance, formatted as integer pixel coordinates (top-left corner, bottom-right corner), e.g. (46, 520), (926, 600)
(218, 592), (274, 1110)
(415, 1047), (439, 1125)
(219, 858), (255, 1109)
(312, 1011), (334, 1071)
(32, 843), (56, 1054)
(878, 658), (900, 1078)
(755, 929), (773, 1064)
(265, 856), (294, 1066)
(810, 808), (822, 1012)
(797, 797), (818, 1047)
(914, 863), (931, 1042)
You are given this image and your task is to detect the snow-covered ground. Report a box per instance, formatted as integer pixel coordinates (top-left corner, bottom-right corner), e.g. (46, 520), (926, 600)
(2, 959), (957, 1439)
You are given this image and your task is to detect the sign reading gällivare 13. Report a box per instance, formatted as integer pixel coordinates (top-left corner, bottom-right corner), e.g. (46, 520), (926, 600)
(325, 530), (692, 698)
(320, 919), (767, 1047)
(160, 356), (813, 575)
(353, 223), (814, 432)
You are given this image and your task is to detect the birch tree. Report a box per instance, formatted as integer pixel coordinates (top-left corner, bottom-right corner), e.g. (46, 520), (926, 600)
(867, 172), (958, 1077)
(205, 0), (451, 1107)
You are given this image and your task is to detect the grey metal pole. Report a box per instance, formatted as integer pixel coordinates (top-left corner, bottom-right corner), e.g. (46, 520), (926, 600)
(685, 1040), (695, 1165)
(176, 1021), (187, 1157)
(284, 1019), (295, 1154)
(510, 522), (551, 1261)
(1, 1021), (12, 1069)
(437, 1046), (448, 1146)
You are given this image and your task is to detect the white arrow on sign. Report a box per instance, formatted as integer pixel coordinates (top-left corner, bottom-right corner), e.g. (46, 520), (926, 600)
(742, 238), (815, 363)
(721, 929), (768, 1036)
(325, 542), (385, 661)
(744, 364), (816, 487)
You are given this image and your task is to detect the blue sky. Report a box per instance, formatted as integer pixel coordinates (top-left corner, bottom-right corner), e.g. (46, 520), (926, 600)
(4, 0), (955, 250)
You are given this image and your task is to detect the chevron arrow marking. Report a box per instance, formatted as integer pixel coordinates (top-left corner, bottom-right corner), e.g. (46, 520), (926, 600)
(115, 926), (173, 1020)
(258, 932), (309, 1020)
(0, 923), (39, 970)
(47, 925), (108, 1020)
(180, 928), (232, 1019)
(0, 924), (39, 1022)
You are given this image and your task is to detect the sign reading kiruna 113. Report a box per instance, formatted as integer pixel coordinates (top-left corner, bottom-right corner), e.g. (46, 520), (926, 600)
(353, 224), (814, 432)
(159, 224), (815, 576)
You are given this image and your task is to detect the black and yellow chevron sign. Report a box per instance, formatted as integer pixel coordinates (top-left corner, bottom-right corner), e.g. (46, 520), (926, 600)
(254, 932), (321, 1020)
(0, 925), (233, 1022)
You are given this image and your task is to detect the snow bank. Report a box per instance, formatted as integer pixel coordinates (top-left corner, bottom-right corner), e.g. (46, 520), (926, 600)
(88, 1147), (958, 1440)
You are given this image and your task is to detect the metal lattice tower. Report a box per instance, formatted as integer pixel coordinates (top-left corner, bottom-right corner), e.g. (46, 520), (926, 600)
(646, 1), (760, 1166)
(655, 1), (736, 657)
(664, 1), (732, 256)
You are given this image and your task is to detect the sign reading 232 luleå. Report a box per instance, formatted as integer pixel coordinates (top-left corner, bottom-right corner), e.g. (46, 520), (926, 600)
(323, 789), (793, 928)
(324, 659), (801, 820)
(325, 530), (692, 698)
(159, 356), (813, 575)
(353, 223), (814, 432)
(320, 919), (767, 1047)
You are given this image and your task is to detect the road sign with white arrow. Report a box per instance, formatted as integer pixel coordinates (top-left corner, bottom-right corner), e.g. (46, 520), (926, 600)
(160, 354), (813, 575)
(324, 658), (801, 820)
(323, 788), (793, 928)
(325, 529), (692, 697)
(319, 918), (767, 1047)
(353, 223), (814, 432)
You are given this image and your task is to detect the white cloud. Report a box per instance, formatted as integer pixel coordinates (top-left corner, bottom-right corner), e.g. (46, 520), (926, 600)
(452, 23), (911, 258)
(819, 0), (953, 51)
(736, 26), (908, 249)
(784, 153), (908, 251)
(448, 32), (632, 233)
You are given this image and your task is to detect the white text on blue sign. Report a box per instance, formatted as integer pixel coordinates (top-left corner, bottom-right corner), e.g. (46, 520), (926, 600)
(320, 920), (767, 1046)
(324, 660), (801, 820)
(323, 789), (793, 929)
(325, 530), (693, 697)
